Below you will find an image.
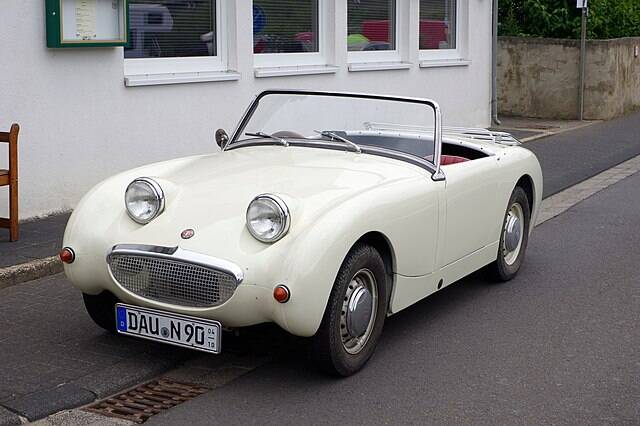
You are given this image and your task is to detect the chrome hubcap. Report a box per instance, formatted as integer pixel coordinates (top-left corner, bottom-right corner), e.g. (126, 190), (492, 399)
(340, 268), (378, 355)
(502, 203), (524, 266)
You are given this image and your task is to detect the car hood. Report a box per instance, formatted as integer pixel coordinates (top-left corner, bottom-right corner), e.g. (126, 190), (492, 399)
(66, 145), (428, 269)
(152, 145), (423, 221)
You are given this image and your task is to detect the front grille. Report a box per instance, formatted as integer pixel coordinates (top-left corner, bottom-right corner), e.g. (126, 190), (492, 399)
(108, 254), (238, 308)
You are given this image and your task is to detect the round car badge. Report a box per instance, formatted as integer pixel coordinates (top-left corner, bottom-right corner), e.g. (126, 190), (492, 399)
(181, 229), (195, 239)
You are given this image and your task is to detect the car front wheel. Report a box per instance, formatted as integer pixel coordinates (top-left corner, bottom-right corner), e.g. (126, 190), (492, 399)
(310, 244), (388, 376)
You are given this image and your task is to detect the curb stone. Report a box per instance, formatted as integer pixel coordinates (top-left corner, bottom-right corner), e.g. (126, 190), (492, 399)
(32, 409), (133, 425)
(0, 406), (21, 426)
(0, 257), (62, 290)
(1, 384), (95, 423)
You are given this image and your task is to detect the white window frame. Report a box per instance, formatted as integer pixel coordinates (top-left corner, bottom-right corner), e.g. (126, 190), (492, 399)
(347, 0), (403, 64)
(253, 0), (329, 68)
(124, 0), (230, 78)
(418, 0), (467, 62)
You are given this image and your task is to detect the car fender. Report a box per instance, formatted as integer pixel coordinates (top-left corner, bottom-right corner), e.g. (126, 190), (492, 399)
(275, 174), (440, 337)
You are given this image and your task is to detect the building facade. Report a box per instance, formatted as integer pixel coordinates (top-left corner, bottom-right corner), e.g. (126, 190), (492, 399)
(0, 0), (492, 219)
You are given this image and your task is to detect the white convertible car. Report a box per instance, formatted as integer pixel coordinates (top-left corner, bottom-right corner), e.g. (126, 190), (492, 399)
(61, 90), (542, 376)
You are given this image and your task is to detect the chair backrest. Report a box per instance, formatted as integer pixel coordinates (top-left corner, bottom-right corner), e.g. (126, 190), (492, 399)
(0, 123), (19, 174)
(0, 123), (19, 143)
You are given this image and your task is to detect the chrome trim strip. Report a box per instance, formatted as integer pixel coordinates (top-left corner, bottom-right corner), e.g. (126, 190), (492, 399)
(106, 244), (244, 284)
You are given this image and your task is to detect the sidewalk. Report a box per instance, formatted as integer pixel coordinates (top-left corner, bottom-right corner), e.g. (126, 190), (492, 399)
(0, 214), (69, 289)
(0, 214), (69, 268)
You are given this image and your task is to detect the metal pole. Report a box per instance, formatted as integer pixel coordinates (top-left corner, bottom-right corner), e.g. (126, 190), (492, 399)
(491, 0), (501, 125)
(578, 6), (588, 121)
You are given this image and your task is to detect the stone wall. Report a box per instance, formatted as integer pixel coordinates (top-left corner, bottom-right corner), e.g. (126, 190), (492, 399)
(498, 36), (640, 120)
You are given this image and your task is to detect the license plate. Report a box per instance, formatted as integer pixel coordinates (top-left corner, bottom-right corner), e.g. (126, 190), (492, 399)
(115, 304), (221, 354)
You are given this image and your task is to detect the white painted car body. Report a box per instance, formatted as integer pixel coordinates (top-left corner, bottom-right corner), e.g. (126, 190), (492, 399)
(63, 91), (542, 339)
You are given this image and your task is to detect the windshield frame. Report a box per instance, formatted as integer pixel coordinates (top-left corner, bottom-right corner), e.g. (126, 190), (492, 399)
(225, 89), (445, 181)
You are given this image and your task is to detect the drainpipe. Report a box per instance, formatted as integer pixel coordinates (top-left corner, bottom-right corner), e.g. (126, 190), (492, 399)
(491, 0), (501, 125)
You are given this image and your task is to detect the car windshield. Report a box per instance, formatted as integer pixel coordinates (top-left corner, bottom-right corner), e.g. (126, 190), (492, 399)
(230, 91), (440, 161)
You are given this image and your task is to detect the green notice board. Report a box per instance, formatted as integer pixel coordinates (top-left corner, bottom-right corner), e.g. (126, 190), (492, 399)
(46, 0), (129, 48)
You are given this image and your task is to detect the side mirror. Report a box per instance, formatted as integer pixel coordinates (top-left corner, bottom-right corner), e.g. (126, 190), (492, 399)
(215, 129), (229, 149)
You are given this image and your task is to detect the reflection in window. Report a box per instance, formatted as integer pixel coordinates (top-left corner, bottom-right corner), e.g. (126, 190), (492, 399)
(347, 0), (396, 52)
(125, 0), (216, 58)
(419, 0), (456, 50)
(253, 0), (319, 54)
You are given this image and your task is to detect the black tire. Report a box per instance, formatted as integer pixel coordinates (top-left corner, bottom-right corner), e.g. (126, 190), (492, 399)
(488, 186), (531, 282)
(310, 244), (388, 376)
(83, 291), (120, 333)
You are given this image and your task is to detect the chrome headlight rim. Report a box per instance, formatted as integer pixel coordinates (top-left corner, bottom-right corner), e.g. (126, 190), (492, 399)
(125, 177), (166, 225)
(246, 194), (291, 243)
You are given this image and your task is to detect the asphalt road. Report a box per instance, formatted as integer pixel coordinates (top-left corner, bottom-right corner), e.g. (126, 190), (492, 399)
(149, 171), (640, 425)
(524, 112), (640, 197)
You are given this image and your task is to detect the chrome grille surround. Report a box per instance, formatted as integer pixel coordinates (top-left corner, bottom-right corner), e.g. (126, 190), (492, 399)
(107, 244), (244, 308)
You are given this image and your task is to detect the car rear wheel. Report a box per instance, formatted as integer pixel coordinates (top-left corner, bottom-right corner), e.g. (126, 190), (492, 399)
(488, 186), (531, 282)
(83, 291), (119, 333)
(310, 244), (388, 376)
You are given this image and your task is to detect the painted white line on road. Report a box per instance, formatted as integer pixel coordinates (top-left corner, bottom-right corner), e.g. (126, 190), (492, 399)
(536, 154), (640, 226)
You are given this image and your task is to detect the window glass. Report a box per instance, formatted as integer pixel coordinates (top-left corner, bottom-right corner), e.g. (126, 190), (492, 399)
(125, 0), (216, 58)
(253, 0), (319, 54)
(419, 0), (456, 50)
(347, 0), (396, 52)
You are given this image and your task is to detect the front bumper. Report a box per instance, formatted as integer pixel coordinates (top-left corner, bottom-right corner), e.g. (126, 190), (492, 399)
(66, 244), (283, 329)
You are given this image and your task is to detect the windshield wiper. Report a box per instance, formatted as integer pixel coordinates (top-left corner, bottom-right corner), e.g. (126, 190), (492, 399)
(245, 132), (289, 147)
(314, 130), (361, 154)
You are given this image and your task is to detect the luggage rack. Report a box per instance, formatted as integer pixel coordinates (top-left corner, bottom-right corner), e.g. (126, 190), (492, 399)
(363, 122), (521, 146)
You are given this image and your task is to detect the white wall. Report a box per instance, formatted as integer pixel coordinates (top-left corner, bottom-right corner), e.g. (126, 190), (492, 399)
(0, 0), (492, 219)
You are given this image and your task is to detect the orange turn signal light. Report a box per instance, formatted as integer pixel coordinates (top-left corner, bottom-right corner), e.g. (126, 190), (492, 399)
(59, 247), (75, 264)
(273, 285), (290, 303)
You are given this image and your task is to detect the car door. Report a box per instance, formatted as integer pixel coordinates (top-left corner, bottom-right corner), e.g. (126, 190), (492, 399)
(437, 156), (501, 268)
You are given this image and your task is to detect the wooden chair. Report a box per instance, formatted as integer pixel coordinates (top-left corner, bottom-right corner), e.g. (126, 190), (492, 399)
(0, 124), (19, 241)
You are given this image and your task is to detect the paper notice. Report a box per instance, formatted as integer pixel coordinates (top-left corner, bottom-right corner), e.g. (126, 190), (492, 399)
(75, 0), (97, 40)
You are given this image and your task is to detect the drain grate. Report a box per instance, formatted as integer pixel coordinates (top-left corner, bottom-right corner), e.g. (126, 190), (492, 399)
(85, 378), (209, 424)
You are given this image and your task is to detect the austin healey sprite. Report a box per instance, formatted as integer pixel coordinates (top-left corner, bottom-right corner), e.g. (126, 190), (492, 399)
(61, 90), (542, 376)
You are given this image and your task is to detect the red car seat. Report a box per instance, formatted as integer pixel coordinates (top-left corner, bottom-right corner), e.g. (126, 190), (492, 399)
(440, 155), (469, 165)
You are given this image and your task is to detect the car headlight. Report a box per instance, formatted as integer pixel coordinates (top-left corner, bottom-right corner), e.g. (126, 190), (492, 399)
(246, 194), (290, 243)
(125, 178), (165, 224)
